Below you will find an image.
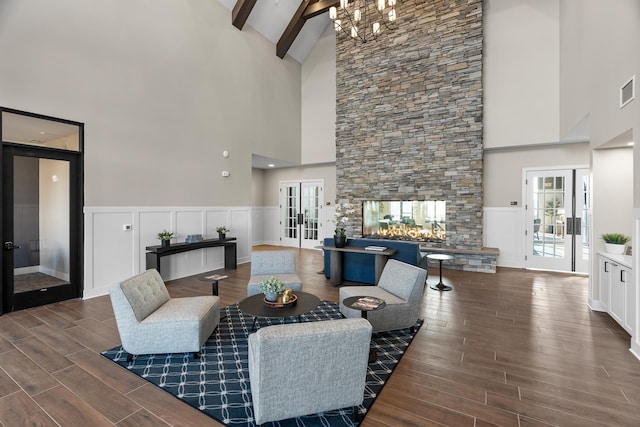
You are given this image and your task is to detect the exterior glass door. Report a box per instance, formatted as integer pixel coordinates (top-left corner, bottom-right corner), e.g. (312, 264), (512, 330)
(525, 168), (589, 273)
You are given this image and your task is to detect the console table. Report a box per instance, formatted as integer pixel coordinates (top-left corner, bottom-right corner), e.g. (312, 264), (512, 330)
(145, 238), (237, 274)
(322, 245), (397, 286)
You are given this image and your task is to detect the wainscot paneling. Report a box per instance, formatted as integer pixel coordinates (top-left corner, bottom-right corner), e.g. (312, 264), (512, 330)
(83, 206), (252, 299)
(483, 207), (524, 269)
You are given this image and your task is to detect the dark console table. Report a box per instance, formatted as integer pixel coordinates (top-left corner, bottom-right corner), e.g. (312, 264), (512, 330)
(322, 245), (396, 286)
(145, 238), (237, 274)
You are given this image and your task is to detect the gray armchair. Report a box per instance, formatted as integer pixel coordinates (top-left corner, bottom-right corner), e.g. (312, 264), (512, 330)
(339, 259), (427, 332)
(248, 318), (372, 425)
(109, 269), (220, 361)
(247, 250), (302, 296)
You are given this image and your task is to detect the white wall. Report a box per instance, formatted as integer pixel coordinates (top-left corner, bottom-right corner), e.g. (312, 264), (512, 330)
(484, 0), (560, 148)
(83, 206), (252, 298)
(0, 0), (302, 207)
(301, 25), (337, 165)
(483, 143), (590, 207)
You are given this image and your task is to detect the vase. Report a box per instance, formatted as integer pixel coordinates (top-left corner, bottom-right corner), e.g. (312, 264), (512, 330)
(605, 243), (626, 255)
(334, 234), (347, 248)
(264, 291), (278, 302)
(161, 240), (170, 248)
(219, 233), (226, 240)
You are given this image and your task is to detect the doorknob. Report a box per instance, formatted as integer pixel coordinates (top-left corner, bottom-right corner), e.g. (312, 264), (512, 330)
(4, 241), (20, 250)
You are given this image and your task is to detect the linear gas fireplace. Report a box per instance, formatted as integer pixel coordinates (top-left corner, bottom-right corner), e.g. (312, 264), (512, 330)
(362, 200), (446, 243)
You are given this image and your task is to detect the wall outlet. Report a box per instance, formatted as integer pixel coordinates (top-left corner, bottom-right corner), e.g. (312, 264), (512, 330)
(123, 224), (132, 231)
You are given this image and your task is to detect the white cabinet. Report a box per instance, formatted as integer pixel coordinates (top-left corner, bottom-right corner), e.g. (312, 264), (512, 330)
(599, 253), (634, 335)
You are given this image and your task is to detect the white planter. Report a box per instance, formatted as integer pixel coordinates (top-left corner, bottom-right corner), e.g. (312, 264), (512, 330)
(605, 243), (626, 255)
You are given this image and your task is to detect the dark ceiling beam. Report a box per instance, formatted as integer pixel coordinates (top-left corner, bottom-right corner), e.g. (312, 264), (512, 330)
(277, 0), (339, 59)
(232, 0), (258, 30)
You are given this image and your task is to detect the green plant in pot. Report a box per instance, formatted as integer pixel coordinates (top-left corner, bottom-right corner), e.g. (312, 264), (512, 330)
(157, 230), (174, 247)
(259, 276), (285, 302)
(602, 233), (630, 255)
(216, 226), (229, 239)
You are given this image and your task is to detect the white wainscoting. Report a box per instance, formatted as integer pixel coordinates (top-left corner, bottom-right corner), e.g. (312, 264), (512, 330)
(83, 206), (252, 299)
(483, 207), (524, 269)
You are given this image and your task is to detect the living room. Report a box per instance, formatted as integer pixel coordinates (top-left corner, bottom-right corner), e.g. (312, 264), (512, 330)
(1, 0), (640, 425)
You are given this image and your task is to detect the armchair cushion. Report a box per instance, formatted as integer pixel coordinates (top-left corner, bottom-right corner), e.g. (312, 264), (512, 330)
(110, 269), (220, 356)
(340, 259), (426, 332)
(119, 270), (170, 321)
(248, 318), (371, 425)
(247, 251), (302, 296)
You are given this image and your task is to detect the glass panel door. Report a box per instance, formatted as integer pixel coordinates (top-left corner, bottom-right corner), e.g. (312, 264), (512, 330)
(300, 181), (322, 249)
(2, 148), (79, 312)
(279, 180), (324, 248)
(525, 168), (589, 273)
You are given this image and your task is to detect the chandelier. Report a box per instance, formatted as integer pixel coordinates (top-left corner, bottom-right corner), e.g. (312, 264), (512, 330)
(329, 0), (398, 43)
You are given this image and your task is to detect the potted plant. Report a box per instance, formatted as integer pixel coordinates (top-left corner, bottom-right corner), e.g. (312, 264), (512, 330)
(602, 233), (630, 255)
(157, 230), (174, 248)
(333, 202), (356, 248)
(259, 276), (285, 302)
(216, 226), (229, 239)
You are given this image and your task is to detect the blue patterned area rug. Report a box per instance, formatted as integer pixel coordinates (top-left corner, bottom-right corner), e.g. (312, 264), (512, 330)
(102, 301), (422, 426)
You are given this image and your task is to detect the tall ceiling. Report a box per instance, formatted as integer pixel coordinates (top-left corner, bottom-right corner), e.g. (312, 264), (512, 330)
(217, 0), (331, 63)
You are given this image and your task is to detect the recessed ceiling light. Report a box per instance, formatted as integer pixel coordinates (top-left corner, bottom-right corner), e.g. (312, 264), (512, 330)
(628, 142), (634, 146)
(268, 164), (275, 168)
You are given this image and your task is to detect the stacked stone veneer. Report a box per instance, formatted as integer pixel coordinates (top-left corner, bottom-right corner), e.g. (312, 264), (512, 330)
(335, 0), (490, 271)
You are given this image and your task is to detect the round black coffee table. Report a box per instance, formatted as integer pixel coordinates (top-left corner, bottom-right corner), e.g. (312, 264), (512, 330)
(238, 291), (321, 331)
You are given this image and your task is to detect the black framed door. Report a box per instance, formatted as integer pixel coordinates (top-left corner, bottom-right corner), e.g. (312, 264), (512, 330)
(1, 145), (82, 313)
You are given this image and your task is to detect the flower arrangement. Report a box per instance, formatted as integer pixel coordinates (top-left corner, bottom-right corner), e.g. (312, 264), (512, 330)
(602, 233), (630, 245)
(156, 230), (174, 241)
(216, 226), (229, 234)
(333, 202), (357, 236)
(259, 276), (286, 295)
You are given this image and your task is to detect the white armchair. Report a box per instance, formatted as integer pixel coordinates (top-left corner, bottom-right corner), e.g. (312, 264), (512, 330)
(248, 318), (372, 425)
(339, 259), (427, 332)
(247, 250), (303, 296)
(109, 269), (220, 361)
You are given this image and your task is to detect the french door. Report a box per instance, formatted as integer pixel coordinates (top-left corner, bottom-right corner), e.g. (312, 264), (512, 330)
(279, 180), (324, 249)
(1, 108), (83, 314)
(525, 168), (590, 273)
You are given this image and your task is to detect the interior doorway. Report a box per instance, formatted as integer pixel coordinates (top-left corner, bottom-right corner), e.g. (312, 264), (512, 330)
(1, 108), (83, 313)
(524, 167), (590, 273)
(279, 180), (324, 249)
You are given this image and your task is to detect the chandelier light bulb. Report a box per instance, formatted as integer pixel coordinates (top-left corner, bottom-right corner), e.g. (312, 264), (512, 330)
(330, 0), (399, 43)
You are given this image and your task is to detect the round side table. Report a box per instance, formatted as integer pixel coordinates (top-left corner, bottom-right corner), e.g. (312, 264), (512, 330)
(427, 254), (454, 291)
(343, 296), (386, 363)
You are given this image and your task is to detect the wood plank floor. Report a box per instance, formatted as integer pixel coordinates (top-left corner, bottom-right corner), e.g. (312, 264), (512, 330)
(1, 246), (640, 426)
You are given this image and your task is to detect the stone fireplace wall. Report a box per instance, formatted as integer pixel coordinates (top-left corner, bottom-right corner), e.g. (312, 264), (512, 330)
(335, 0), (484, 251)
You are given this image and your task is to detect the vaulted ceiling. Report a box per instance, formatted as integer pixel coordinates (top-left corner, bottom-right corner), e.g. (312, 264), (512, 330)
(217, 0), (337, 62)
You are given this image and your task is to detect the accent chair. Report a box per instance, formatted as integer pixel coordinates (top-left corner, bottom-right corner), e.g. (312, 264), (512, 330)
(248, 318), (372, 425)
(247, 250), (302, 296)
(339, 259), (427, 332)
(109, 269), (220, 361)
